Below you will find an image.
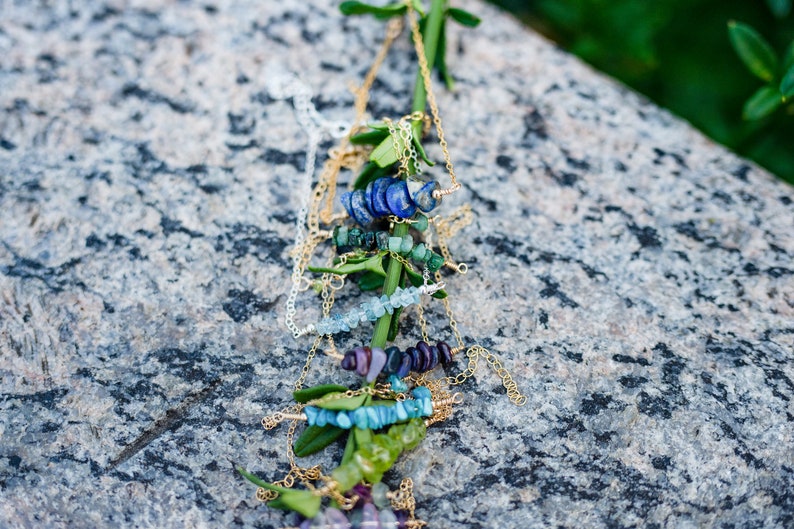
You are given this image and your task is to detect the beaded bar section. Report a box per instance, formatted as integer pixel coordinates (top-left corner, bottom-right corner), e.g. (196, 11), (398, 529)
(340, 341), (454, 382)
(304, 387), (432, 430)
(299, 284), (443, 337)
(332, 225), (445, 272)
(340, 175), (440, 226)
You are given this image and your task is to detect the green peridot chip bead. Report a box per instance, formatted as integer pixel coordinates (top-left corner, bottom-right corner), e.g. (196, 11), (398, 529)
(332, 462), (363, 492)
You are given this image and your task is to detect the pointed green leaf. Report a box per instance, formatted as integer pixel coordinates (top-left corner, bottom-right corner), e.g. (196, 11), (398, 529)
(236, 466), (290, 493)
(293, 384), (349, 403)
(436, 19), (455, 90)
(728, 21), (779, 82)
(354, 161), (393, 190)
(340, 1), (406, 18)
(236, 469), (321, 517)
(350, 129), (390, 145)
(366, 121), (390, 131)
(293, 424), (346, 457)
(411, 134), (435, 166)
(781, 64), (794, 98)
(448, 7), (481, 27)
(411, 0), (425, 17)
(742, 85), (782, 120)
(358, 270), (384, 291)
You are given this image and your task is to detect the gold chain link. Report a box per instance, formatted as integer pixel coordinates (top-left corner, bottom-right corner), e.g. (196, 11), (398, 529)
(405, 1), (459, 198)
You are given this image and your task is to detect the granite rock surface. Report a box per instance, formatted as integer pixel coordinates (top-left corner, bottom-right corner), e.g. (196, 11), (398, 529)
(1, 1), (793, 528)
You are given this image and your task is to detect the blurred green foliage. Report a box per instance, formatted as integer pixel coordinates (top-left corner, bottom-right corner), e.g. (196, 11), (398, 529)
(487, 0), (794, 184)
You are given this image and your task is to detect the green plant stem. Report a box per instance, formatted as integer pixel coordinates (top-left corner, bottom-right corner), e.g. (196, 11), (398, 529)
(370, 0), (445, 350)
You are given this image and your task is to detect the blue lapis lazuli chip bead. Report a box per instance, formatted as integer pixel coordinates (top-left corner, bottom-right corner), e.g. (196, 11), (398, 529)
(384, 180), (417, 218)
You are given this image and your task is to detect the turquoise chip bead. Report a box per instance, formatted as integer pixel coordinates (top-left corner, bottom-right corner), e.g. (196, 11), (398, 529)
(336, 411), (352, 429)
(412, 386), (432, 400)
(366, 407), (381, 429)
(353, 408), (369, 430)
(388, 375), (408, 392)
(394, 401), (408, 421)
(304, 407), (319, 425)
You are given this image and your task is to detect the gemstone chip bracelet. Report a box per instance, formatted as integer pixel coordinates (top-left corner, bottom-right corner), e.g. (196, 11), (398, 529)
(237, 2), (527, 528)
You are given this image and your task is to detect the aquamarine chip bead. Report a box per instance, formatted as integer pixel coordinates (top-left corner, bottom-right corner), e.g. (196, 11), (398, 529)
(422, 398), (433, 416)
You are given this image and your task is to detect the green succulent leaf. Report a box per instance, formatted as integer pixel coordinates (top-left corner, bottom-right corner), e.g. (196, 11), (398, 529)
(742, 85), (782, 120)
(780, 64), (794, 99)
(340, 1), (407, 19)
(728, 21), (779, 82)
(293, 384), (349, 403)
(293, 424), (347, 457)
(448, 7), (481, 27)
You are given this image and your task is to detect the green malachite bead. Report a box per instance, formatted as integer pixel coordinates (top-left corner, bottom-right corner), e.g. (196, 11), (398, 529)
(399, 234), (414, 254)
(413, 214), (429, 232)
(411, 242), (427, 261)
(427, 252), (445, 272)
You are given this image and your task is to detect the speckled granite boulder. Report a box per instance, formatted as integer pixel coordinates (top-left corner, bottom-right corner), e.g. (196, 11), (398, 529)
(1, 1), (792, 528)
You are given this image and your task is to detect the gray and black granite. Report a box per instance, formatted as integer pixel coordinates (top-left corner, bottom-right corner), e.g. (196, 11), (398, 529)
(1, 0), (792, 528)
